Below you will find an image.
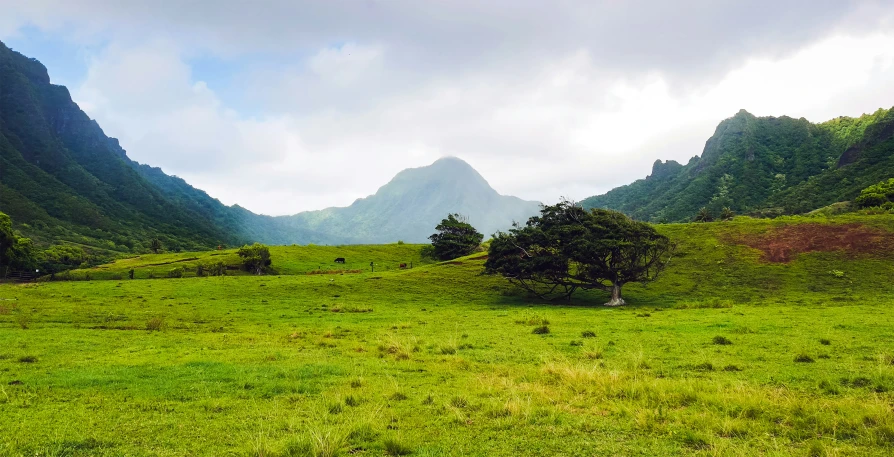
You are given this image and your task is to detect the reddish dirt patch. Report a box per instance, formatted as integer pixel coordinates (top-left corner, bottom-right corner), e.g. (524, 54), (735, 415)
(734, 223), (894, 263)
(442, 261), (464, 265)
(468, 254), (489, 260)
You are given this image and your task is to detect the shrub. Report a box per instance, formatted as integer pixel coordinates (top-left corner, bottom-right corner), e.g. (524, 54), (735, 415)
(532, 325), (550, 335)
(237, 243), (272, 275)
(819, 338), (831, 345)
(167, 267), (184, 278)
(712, 336), (732, 345)
(794, 354), (815, 363)
(581, 330), (596, 338)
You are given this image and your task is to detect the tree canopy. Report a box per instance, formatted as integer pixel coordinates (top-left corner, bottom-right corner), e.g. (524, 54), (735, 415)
(485, 201), (673, 305)
(237, 243), (272, 275)
(428, 214), (484, 260)
(855, 178), (894, 209)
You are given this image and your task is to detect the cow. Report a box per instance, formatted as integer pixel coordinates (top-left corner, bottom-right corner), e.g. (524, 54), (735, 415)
(334, 258), (346, 264)
(399, 263), (407, 269)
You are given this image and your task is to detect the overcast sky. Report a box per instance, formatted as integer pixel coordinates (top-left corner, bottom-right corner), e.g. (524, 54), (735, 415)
(3, 1), (894, 215)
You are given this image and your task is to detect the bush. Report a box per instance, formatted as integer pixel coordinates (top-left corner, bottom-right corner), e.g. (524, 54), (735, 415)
(794, 354), (815, 363)
(532, 325), (550, 335)
(167, 267), (184, 278)
(581, 330), (596, 338)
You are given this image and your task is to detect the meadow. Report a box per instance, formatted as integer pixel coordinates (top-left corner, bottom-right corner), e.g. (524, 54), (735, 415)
(2, 215), (894, 456)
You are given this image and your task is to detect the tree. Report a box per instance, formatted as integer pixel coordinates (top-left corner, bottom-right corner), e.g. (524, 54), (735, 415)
(39, 245), (87, 275)
(149, 238), (163, 254)
(855, 178), (894, 208)
(0, 212), (38, 276)
(694, 207), (713, 222)
(428, 214), (484, 260)
(720, 207), (735, 221)
(237, 243), (272, 275)
(485, 201), (673, 305)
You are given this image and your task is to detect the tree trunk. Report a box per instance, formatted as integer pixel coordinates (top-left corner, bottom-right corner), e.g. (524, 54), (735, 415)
(604, 282), (626, 307)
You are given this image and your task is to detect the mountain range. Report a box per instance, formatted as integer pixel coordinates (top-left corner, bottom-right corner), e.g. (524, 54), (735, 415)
(581, 108), (894, 221)
(2, 39), (893, 254)
(0, 41), (539, 251)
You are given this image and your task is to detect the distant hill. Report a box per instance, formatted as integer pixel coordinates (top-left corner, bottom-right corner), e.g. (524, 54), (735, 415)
(0, 41), (538, 249)
(272, 157), (541, 244)
(581, 108), (894, 221)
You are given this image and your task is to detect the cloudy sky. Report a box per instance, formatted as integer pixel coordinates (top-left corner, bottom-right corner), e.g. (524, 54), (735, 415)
(2, 1), (894, 215)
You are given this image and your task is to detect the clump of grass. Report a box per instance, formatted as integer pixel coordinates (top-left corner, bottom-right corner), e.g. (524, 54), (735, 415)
(438, 344), (457, 355)
(693, 362), (714, 372)
(817, 353), (831, 359)
(344, 395), (360, 407)
(819, 338), (831, 345)
(723, 364), (742, 372)
(17, 355), (38, 363)
(328, 402), (343, 414)
(794, 354), (815, 363)
(515, 313), (549, 326)
(584, 350), (603, 360)
(309, 428), (348, 457)
(383, 437), (413, 456)
(15, 312), (31, 329)
(569, 340), (583, 347)
(532, 325), (550, 335)
(422, 394), (434, 405)
(807, 440), (827, 457)
(679, 430), (711, 449)
(449, 396), (468, 408)
(389, 392), (408, 401)
(145, 316), (165, 331)
(712, 336), (732, 345)
(581, 330), (596, 338)
(350, 378), (363, 388)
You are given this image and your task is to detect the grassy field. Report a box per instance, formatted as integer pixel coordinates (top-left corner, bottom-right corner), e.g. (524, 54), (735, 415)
(2, 215), (894, 456)
(68, 244), (430, 280)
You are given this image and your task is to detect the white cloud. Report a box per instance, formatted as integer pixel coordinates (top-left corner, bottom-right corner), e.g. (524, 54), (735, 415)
(5, 2), (894, 215)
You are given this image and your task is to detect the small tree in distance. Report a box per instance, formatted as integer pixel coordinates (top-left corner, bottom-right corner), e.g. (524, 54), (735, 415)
(238, 243), (272, 275)
(429, 214), (484, 261)
(149, 238), (163, 254)
(485, 201), (673, 305)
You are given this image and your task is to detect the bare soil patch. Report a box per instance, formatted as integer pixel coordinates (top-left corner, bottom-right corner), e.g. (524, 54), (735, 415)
(733, 223), (894, 263)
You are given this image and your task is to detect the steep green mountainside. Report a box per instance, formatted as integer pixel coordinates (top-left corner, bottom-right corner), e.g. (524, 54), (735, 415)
(0, 40), (248, 252)
(275, 157), (542, 244)
(582, 108), (894, 221)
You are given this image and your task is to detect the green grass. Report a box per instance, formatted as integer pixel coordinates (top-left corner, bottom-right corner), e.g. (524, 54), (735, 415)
(67, 243), (431, 280)
(2, 214), (894, 455)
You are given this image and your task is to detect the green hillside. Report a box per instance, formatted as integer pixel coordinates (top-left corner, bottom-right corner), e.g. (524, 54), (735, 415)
(0, 40), (248, 253)
(582, 108), (894, 221)
(2, 214), (893, 455)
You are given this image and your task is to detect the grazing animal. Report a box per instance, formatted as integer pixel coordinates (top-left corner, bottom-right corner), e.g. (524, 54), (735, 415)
(334, 258), (345, 264)
(399, 263), (407, 269)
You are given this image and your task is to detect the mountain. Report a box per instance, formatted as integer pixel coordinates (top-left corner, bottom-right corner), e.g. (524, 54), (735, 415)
(270, 157), (541, 244)
(0, 40), (255, 253)
(0, 41), (538, 250)
(581, 108), (894, 221)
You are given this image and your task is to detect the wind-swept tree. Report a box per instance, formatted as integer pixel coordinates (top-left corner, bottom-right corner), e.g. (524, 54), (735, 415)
(485, 201), (673, 305)
(429, 214), (484, 260)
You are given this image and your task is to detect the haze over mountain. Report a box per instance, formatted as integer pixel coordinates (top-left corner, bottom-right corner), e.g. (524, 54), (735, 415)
(0, 41), (538, 250)
(582, 107), (894, 221)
